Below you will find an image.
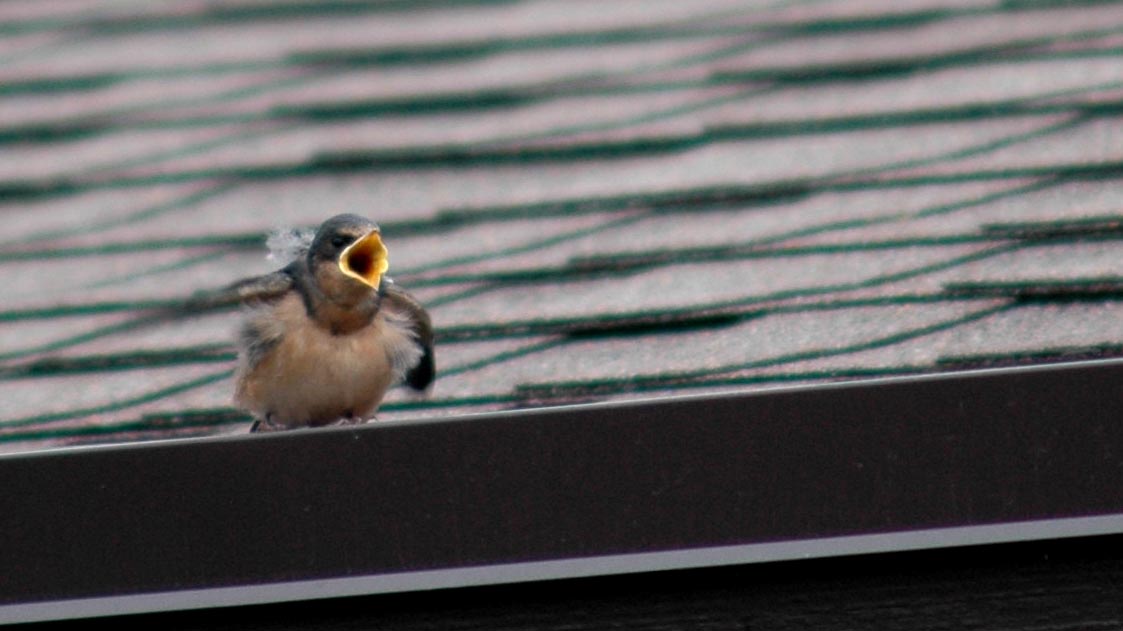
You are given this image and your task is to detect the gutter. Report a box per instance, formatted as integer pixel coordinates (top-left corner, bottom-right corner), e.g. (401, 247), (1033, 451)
(3, 358), (1122, 623)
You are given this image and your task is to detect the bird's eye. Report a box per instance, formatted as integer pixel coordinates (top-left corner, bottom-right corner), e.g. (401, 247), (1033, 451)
(330, 235), (350, 248)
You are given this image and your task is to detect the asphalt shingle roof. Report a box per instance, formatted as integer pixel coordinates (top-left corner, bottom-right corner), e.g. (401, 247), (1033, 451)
(4, 0), (1123, 452)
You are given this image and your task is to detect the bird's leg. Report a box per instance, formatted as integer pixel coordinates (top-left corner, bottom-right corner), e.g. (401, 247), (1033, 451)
(335, 412), (366, 426)
(249, 413), (283, 433)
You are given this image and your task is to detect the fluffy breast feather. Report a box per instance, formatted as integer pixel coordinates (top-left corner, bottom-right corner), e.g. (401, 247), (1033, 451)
(234, 293), (423, 427)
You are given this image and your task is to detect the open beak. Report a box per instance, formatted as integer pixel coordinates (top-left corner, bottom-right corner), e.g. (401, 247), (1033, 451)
(339, 230), (389, 289)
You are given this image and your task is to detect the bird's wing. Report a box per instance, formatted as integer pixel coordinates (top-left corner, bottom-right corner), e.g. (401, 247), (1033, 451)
(182, 267), (296, 313)
(382, 282), (435, 391)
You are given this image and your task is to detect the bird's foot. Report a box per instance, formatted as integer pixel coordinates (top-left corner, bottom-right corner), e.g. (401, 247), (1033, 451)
(333, 413), (367, 427)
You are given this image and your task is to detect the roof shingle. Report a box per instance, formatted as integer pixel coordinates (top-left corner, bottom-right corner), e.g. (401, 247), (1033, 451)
(4, 0), (1123, 452)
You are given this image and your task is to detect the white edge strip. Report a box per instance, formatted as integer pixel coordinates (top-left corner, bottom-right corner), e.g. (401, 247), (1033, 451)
(3, 513), (1122, 625)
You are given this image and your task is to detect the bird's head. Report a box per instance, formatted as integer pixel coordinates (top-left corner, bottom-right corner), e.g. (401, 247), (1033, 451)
(309, 214), (389, 293)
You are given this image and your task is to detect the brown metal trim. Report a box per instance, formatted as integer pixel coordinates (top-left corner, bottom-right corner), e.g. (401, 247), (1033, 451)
(3, 359), (1123, 621)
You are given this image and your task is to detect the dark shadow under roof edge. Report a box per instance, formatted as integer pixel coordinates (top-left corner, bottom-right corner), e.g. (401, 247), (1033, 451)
(4, 513), (1122, 625)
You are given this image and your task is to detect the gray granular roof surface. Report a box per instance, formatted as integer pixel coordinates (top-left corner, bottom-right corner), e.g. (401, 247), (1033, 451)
(4, 0), (1123, 453)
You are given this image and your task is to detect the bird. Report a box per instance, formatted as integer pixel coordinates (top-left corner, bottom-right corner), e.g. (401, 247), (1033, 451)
(222, 214), (434, 432)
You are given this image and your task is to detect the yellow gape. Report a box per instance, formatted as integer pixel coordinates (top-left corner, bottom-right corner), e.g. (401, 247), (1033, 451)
(339, 230), (389, 289)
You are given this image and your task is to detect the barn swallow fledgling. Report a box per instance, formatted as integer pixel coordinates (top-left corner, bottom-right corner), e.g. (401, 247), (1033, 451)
(227, 214), (434, 432)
